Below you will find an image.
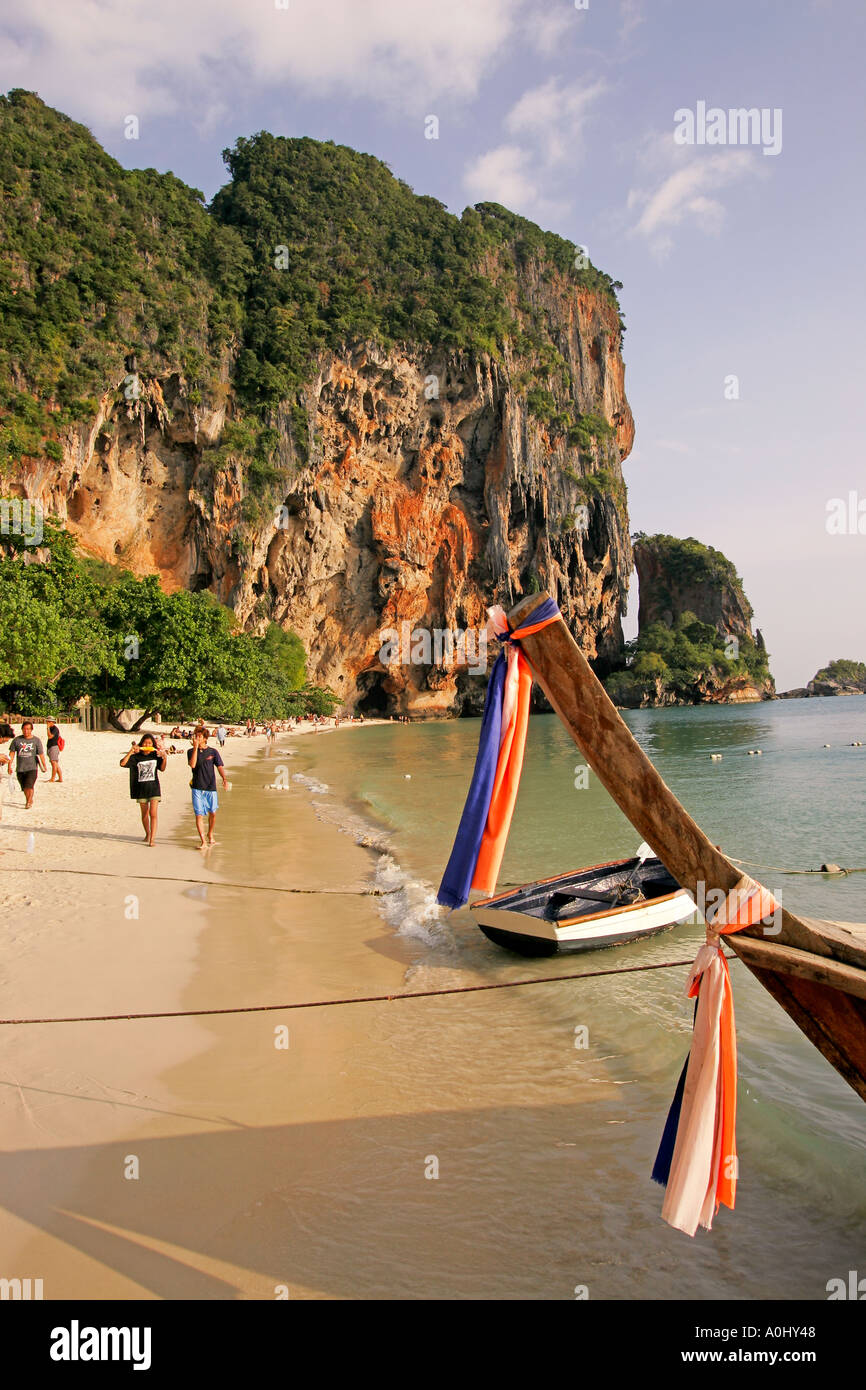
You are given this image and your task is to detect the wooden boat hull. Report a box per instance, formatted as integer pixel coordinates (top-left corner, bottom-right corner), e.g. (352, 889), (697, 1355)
(506, 590), (866, 1101)
(472, 856), (697, 956)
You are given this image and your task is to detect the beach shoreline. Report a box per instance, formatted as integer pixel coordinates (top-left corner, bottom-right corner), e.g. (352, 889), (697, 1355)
(2, 709), (865, 1300)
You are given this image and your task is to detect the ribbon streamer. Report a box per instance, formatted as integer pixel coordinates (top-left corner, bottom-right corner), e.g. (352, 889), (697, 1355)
(652, 874), (779, 1236)
(437, 598), (560, 910)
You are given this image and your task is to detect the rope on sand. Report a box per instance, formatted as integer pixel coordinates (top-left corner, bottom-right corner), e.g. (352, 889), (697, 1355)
(0, 865), (397, 896)
(0, 953), (735, 1027)
(7, 859), (863, 884)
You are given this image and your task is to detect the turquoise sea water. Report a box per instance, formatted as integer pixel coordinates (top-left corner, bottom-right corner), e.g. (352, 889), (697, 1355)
(271, 698), (866, 1298)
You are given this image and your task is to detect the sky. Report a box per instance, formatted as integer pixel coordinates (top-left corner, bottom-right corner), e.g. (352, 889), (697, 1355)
(2, 0), (864, 688)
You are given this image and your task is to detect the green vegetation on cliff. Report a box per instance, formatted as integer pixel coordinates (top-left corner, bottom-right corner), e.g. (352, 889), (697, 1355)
(0, 90), (245, 469)
(0, 92), (625, 507)
(811, 659), (866, 690)
(604, 611), (771, 706)
(605, 531), (772, 705)
(630, 532), (753, 622)
(0, 517), (337, 722)
(209, 135), (623, 428)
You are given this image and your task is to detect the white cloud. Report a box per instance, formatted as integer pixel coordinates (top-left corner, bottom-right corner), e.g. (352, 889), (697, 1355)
(463, 75), (607, 221)
(462, 144), (541, 212)
(619, 0), (646, 42)
(523, 3), (581, 57)
(627, 136), (764, 257)
(506, 76), (608, 165)
(0, 0), (525, 131)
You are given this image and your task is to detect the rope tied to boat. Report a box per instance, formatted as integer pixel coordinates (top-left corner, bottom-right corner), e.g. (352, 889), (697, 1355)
(727, 854), (866, 877)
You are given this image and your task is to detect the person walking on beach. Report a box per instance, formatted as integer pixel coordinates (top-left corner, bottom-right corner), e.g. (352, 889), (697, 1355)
(46, 719), (64, 782)
(0, 715), (12, 822)
(8, 720), (47, 810)
(120, 733), (167, 846)
(188, 728), (228, 848)
(0, 749), (10, 822)
(216, 721), (227, 750)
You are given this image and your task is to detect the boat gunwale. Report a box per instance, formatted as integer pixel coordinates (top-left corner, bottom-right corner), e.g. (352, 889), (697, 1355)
(473, 885), (694, 932)
(548, 887), (694, 931)
(472, 855), (640, 910)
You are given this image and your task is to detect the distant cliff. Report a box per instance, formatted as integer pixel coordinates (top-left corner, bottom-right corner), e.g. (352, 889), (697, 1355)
(0, 91), (635, 717)
(779, 659), (866, 700)
(605, 534), (774, 707)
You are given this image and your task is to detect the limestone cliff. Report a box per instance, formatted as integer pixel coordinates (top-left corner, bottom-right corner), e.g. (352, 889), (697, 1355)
(0, 98), (635, 716)
(780, 660), (866, 699)
(605, 534), (774, 706)
(634, 534), (756, 645)
(25, 302), (634, 716)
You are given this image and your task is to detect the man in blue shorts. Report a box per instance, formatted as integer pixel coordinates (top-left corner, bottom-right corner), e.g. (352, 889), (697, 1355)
(187, 728), (228, 848)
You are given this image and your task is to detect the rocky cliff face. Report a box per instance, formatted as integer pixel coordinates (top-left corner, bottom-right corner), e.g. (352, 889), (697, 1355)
(608, 533), (774, 706)
(634, 535), (755, 643)
(780, 665), (866, 699)
(607, 668), (772, 708)
(19, 290), (633, 716)
(1, 101), (636, 716)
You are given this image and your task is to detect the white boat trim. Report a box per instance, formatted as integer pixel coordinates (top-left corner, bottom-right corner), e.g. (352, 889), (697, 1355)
(472, 888), (697, 945)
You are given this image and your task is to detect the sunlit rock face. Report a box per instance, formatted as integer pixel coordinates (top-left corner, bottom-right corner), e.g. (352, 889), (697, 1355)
(2, 100), (636, 715)
(19, 303), (634, 718)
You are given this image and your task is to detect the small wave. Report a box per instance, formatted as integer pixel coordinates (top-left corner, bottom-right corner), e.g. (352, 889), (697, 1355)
(309, 797), (392, 852)
(291, 773), (329, 794)
(373, 853), (453, 947)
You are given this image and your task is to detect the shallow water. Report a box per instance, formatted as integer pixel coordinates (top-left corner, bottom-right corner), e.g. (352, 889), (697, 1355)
(268, 699), (866, 1297)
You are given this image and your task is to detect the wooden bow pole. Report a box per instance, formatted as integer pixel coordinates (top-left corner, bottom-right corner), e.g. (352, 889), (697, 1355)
(508, 591), (866, 1101)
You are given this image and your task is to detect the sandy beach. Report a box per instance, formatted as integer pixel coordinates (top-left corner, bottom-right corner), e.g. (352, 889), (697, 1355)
(0, 718), (400, 1299)
(2, 710), (865, 1301)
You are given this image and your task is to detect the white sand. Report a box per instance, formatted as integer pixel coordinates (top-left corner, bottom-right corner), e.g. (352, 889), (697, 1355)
(0, 715), (399, 1299)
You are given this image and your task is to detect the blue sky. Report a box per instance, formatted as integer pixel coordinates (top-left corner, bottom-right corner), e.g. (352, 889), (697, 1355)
(3, 0), (864, 687)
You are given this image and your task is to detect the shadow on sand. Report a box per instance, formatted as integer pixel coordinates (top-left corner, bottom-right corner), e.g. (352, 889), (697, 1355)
(1, 1100), (860, 1300)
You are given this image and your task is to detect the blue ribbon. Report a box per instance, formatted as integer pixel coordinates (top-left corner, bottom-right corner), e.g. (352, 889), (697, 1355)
(651, 998), (698, 1187)
(436, 647), (506, 910)
(651, 1053), (689, 1187)
(436, 597), (559, 911)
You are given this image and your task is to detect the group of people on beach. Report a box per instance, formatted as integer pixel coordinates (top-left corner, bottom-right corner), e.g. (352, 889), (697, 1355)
(120, 722), (228, 848)
(0, 717), (64, 815)
(1, 710), (355, 849)
(0, 714), (230, 850)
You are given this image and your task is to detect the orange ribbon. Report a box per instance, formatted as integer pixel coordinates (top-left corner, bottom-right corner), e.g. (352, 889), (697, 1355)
(470, 606), (560, 895)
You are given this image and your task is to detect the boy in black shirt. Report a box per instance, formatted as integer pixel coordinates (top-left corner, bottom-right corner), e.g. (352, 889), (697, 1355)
(120, 733), (167, 846)
(187, 729), (228, 848)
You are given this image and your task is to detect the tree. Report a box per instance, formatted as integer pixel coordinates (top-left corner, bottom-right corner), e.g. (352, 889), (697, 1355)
(86, 578), (242, 728)
(0, 517), (117, 701)
(0, 517), (331, 722)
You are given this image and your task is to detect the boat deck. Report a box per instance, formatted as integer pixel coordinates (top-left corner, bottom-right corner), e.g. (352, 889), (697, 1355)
(482, 857), (683, 921)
